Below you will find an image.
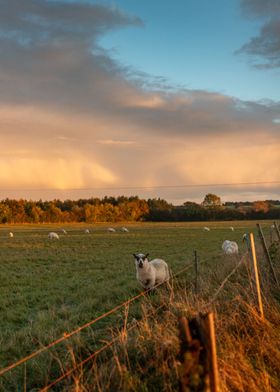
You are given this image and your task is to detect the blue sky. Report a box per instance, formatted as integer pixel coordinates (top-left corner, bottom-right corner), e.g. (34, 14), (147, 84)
(0, 0), (279, 203)
(98, 0), (280, 101)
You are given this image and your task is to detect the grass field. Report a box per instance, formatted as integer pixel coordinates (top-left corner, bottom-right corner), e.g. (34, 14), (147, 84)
(0, 220), (278, 390)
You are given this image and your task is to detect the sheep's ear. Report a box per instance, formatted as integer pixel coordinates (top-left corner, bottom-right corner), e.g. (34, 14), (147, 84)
(133, 253), (137, 259)
(145, 253), (149, 260)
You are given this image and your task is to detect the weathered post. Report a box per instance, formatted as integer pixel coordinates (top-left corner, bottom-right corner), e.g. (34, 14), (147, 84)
(257, 223), (279, 286)
(249, 233), (264, 319)
(178, 313), (219, 391)
(201, 313), (219, 392)
(178, 316), (209, 391)
(274, 221), (280, 242)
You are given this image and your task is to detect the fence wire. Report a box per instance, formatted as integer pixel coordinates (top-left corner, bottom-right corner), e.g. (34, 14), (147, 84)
(0, 261), (194, 379)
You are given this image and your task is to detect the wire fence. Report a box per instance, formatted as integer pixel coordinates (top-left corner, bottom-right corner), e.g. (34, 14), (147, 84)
(0, 223), (279, 391)
(0, 260), (195, 379)
(39, 250), (255, 392)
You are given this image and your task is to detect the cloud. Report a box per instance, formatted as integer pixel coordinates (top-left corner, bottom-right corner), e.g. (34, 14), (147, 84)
(0, 0), (279, 203)
(240, 0), (280, 18)
(0, 156), (117, 189)
(238, 0), (280, 68)
(96, 139), (136, 146)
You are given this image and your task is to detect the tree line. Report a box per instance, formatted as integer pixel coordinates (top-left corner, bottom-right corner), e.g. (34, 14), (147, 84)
(0, 194), (279, 224)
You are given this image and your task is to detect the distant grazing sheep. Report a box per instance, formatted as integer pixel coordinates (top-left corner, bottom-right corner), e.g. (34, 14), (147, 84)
(133, 253), (170, 290)
(270, 224), (277, 242)
(203, 226), (210, 231)
(9, 232), (14, 238)
(85, 229), (90, 234)
(107, 228), (116, 233)
(229, 226), (234, 231)
(121, 227), (129, 233)
(48, 232), (60, 240)
(242, 233), (250, 249)
(222, 240), (238, 255)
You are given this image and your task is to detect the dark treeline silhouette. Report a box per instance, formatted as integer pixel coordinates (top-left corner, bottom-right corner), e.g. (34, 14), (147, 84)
(0, 195), (279, 223)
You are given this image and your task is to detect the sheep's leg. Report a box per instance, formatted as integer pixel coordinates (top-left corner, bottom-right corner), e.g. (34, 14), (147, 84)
(144, 279), (151, 287)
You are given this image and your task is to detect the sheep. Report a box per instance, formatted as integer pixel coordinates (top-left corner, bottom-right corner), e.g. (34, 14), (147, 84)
(61, 229), (67, 235)
(242, 233), (250, 249)
(9, 232), (14, 238)
(203, 226), (210, 231)
(121, 227), (129, 233)
(107, 228), (116, 233)
(85, 229), (90, 234)
(222, 240), (238, 255)
(48, 232), (60, 240)
(133, 253), (170, 290)
(229, 226), (234, 231)
(270, 224), (276, 242)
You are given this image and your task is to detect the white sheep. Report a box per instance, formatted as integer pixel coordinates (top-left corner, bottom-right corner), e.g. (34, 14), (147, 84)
(229, 226), (234, 231)
(107, 228), (116, 233)
(48, 232), (60, 240)
(121, 227), (129, 233)
(222, 240), (238, 255)
(203, 226), (210, 231)
(133, 253), (170, 290)
(9, 232), (14, 238)
(85, 229), (90, 234)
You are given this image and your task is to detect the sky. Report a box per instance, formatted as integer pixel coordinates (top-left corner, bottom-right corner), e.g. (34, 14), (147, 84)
(0, 0), (279, 205)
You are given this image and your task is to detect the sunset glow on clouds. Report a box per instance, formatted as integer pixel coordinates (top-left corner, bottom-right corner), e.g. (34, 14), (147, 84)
(0, 0), (279, 203)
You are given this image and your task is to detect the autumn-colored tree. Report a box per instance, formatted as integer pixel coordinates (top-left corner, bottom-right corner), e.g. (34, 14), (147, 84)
(252, 201), (270, 213)
(0, 196), (279, 223)
(201, 193), (222, 208)
(0, 203), (11, 223)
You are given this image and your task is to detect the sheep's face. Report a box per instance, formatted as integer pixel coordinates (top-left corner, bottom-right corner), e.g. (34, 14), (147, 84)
(133, 253), (149, 269)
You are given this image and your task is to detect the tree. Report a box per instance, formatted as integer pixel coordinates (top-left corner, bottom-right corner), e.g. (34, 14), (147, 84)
(201, 193), (222, 208)
(0, 203), (11, 223)
(252, 201), (269, 213)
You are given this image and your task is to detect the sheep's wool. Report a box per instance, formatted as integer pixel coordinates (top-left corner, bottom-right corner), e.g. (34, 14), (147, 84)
(134, 254), (169, 289)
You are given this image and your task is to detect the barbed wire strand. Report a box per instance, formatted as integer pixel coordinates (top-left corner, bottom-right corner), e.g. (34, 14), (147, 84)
(0, 261), (195, 378)
(207, 253), (248, 306)
(39, 325), (137, 391)
(39, 301), (169, 392)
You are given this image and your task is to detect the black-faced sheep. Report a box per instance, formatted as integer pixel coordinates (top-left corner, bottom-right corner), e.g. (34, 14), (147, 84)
(133, 253), (170, 290)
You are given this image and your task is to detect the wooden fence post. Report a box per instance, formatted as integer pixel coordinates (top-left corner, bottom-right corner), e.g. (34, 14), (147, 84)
(201, 313), (219, 392)
(249, 233), (264, 320)
(274, 221), (280, 242)
(194, 250), (199, 294)
(178, 313), (219, 392)
(257, 224), (279, 286)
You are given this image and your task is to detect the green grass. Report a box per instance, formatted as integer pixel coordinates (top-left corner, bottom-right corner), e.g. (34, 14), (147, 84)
(0, 220), (277, 390)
